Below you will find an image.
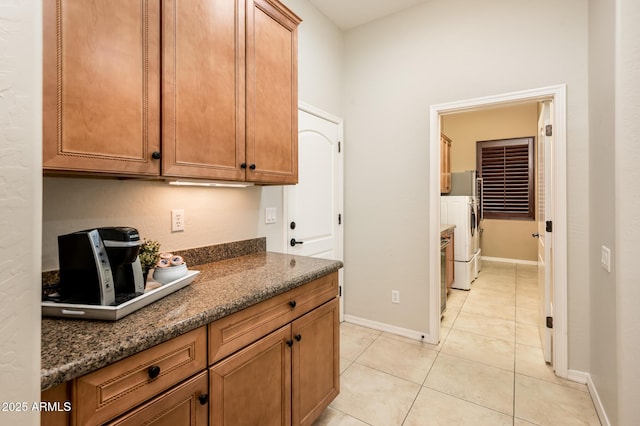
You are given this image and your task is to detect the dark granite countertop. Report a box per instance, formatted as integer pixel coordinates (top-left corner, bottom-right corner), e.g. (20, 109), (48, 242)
(41, 251), (343, 391)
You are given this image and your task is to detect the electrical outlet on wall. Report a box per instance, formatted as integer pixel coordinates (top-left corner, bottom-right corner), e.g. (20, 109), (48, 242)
(172, 209), (185, 232)
(391, 290), (400, 304)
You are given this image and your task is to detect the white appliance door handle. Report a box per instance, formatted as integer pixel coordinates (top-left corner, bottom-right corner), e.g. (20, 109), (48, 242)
(477, 178), (484, 220)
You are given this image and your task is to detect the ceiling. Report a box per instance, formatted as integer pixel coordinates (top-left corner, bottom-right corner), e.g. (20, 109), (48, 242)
(308, 0), (430, 31)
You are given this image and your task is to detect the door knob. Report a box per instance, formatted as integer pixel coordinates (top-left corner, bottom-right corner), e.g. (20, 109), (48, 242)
(290, 238), (304, 247)
(532, 233), (540, 238)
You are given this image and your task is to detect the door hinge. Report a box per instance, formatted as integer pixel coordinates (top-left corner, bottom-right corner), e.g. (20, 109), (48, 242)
(339, 285), (342, 297)
(546, 316), (553, 329)
(338, 141), (341, 153)
(338, 213), (342, 225)
(545, 124), (553, 137)
(546, 220), (553, 233)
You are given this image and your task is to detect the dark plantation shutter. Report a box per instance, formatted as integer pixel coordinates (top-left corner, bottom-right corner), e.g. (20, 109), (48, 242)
(477, 137), (534, 220)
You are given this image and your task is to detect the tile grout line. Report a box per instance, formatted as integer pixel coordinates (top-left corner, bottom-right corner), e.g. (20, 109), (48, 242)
(400, 286), (471, 424)
(513, 263), (522, 426)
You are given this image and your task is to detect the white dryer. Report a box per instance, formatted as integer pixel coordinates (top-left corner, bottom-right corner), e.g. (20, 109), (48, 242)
(441, 195), (480, 290)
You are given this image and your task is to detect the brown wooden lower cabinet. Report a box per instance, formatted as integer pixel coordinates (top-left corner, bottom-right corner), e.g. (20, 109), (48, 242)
(209, 298), (339, 426)
(41, 273), (340, 426)
(443, 230), (455, 291)
(292, 298), (339, 425)
(209, 325), (292, 425)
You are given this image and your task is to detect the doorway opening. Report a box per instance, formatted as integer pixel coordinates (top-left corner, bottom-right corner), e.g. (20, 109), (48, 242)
(428, 85), (568, 379)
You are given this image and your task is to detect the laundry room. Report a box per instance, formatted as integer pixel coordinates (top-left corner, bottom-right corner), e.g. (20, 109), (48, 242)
(440, 102), (541, 292)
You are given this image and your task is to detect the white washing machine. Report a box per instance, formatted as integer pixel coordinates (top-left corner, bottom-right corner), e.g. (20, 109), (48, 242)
(441, 195), (480, 290)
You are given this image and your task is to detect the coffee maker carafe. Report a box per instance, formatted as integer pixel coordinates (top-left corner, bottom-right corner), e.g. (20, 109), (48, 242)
(58, 227), (145, 305)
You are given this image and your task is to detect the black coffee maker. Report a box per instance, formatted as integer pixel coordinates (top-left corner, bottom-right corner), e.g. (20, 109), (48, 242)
(58, 227), (145, 305)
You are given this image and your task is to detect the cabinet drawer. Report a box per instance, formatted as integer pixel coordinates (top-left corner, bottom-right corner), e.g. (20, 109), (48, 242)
(106, 371), (208, 426)
(73, 327), (207, 426)
(209, 272), (338, 363)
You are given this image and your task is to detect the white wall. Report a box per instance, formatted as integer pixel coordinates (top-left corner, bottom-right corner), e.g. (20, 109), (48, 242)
(588, 0), (640, 422)
(343, 0), (590, 369)
(588, 0), (617, 423)
(614, 0), (640, 422)
(0, 2), (42, 425)
(281, 0), (344, 117)
(42, 178), (283, 270)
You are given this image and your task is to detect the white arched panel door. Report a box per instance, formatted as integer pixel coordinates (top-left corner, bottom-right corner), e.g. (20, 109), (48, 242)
(286, 105), (343, 319)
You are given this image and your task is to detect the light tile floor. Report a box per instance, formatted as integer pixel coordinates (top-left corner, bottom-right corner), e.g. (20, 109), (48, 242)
(313, 261), (602, 426)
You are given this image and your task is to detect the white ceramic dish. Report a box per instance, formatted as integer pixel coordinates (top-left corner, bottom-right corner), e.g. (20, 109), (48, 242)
(153, 263), (188, 284)
(42, 270), (199, 321)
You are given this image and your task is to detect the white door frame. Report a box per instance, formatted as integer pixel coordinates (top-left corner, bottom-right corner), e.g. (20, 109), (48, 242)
(283, 101), (345, 320)
(429, 85), (568, 378)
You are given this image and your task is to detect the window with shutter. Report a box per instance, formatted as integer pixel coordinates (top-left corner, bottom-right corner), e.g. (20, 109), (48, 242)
(476, 137), (535, 220)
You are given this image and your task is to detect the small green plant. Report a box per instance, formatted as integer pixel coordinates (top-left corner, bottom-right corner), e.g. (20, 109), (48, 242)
(138, 239), (161, 271)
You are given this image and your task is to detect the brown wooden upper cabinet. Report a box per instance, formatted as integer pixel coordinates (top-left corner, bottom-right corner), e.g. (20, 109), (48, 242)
(43, 0), (300, 185)
(440, 133), (452, 193)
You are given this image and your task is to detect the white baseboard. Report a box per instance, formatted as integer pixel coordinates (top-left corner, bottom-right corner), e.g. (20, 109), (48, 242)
(567, 369), (588, 384)
(343, 314), (434, 344)
(481, 256), (538, 266)
(568, 370), (610, 426)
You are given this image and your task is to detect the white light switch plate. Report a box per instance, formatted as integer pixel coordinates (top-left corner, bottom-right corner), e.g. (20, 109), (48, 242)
(265, 208), (277, 224)
(601, 245), (611, 272)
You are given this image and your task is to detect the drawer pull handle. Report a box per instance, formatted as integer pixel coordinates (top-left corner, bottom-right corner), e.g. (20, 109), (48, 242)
(288, 300), (297, 308)
(294, 334), (302, 342)
(286, 340), (294, 347)
(198, 394), (209, 405)
(148, 365), (161, 379)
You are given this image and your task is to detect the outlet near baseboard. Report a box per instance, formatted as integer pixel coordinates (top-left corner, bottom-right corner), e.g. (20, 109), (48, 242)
(391, 290), (400, 304)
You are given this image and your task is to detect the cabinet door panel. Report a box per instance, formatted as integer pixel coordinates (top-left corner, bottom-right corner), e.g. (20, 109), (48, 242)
(106, 371), (208, 426)
(209, 325), (291, 425)
(246, 0), (300, 184)
(162, 0), (245, 180)
(43, 0), (160, 176)
(292, 298), (339, 426)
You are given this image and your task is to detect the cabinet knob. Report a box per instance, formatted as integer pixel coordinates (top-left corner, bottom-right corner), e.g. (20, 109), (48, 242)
(240, 163), (247, 169)
(286, 340), (294, 347)
(198, 394), (209, 405)
(249, 164), (256, 170)
(151, 151), (161, 160)
(148, 365), (161, 379)
(294, 334), (302, 342)
(288, 300), (297, 308)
